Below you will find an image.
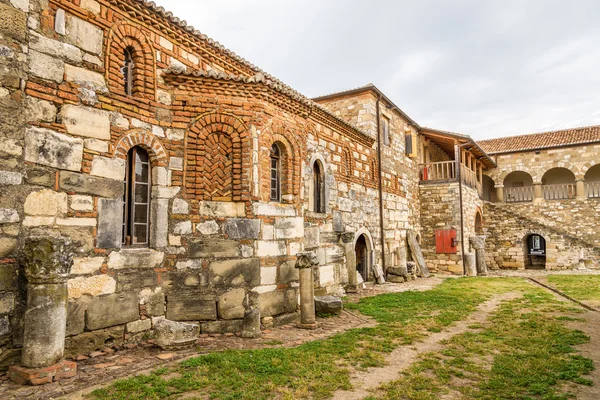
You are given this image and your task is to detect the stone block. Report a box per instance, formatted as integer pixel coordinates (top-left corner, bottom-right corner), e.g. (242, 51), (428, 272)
(26, 96), (57, 123)
(0, 2), (27, 41)
(0, 209), (19, 224)
(55, 8), (65, 35)
(198, 201), (245, 217)
(166, 292), (216, 321)
(209, 258), (260, 287)
(29, 50), (64, 83)
(314, 296), (342, 315)
(169, 157), (183, 171)
(66, 297), (89, 336)
(0, 292), (15, 314)
(71, 257), (104, 275)
(0, 171), (23, 185)
(84, 139), (109, 153)
(69, 195), (94, 211)
(24, 127), (83, 171)
(65, 14), (103, 54)
(108, 248), (164, 270)
(223, 218), (261, 240)
(279, 261), (299, 283)
(24, 189), (67, 216)
(284, 289), (298, 313)
(29, 31), (81, 63)
(90, 156), (125, 180)
(65, 64), (106, 90)
(0, 139), (22, 157)
(200, 319), (243, 334)
(60, 105), (110, 140)
(116, 269), (157, 291)
(67, 275), (116, 299)
(258, 290), (284, 317)
(189, 238), (240, 258)
(274, 217), (303, 239)
(152, 186), (181, 199)
(273, 312), (299, 327)
(173, 221), (192, 235)
(256, 240), (286, 257)
(64, 326), (124, 357)
(24, 168), (53, 187)
(139, 288), (165, 316)
(319, 265), (335, 286)
(333, 211), (344, 232)
(126, 319), (151, 334)
(253, 203), (296, 217)
(172, 198), (189, 214)
(97, 198), (123, 249)
(85, 292), (139, 330)
(22, 216), (54, 227)
(218, 288), (246, 319)
(150, 198), (168, 248)
(154, 319), (200, 350)
(0, 315), (10, 336)
(197, 220), (219, 235)
(260, 266), (277, 285)
(0, 264), (17, 291)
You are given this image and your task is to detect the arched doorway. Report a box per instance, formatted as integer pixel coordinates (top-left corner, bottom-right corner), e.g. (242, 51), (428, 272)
(482, 175), (497, 202)
(524, 234), (546, 269)
(355, 235), (369, 281)
(474, 212), (484, 235)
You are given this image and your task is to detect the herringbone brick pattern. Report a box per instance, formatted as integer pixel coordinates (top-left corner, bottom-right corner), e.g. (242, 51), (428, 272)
(202, 133), (233, 200)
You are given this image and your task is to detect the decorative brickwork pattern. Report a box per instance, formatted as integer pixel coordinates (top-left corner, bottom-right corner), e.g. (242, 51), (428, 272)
(268, 131), (301, 198)
(114, 129), (168, 167)
(185, 112), (249, 201)
(105, 22), (156, 100)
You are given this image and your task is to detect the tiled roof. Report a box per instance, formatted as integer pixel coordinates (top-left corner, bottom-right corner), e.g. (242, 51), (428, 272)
(478, 125), (600, 154)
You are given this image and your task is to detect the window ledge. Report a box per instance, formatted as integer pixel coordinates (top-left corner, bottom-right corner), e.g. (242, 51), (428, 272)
(306, 211), (328, 219)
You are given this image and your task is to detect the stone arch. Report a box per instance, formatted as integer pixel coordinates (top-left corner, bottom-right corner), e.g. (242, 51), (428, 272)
(105, 22), (156, 100)
(578, 160), (599, 180)
(521, 230), (548, 270)
(341, 145), (353, 178)
(184, 112), (249, 201)
(474, 209), (484, 235)
(354, 226), (375, 281)
(114, 129), (168, 167)
(267, 129), (302, 197)
(308, 153), (327, 213)
(498, 168), (535, 184)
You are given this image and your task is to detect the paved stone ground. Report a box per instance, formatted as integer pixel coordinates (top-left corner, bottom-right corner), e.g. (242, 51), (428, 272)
(0, 277), (445, 400)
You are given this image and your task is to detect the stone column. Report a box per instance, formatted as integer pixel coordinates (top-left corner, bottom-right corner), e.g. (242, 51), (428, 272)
(465, 252), (477, 276)
(295, 252), (319, 329)
(533, 182), (544, 203)
(341, 232), (358, 293)
(9, 237), (77, 385)
(495, 184), (504, 203)
(576, 179), (586, 200)
(241, 291), (261, 339)
(469, 236), (488, 276)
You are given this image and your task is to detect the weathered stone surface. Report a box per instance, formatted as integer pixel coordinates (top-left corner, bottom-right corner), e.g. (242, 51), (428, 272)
(274, 217), (303, 239)
(173, 221), (192, 235)
(65, 64), (106, 90)
(85, 292), (139, 330)
(256, 240), (286, 257)
(197, 220), (219, 235)
(465, 252), (477, 276)
(0, 209), (19, 224)
(150, 198), (169, 248)
(29, 50), (64, 83)
(314, 296), (342, 315)
(0, 238), (17, 257)
(201, 319), (243, 334)
(24, 127), (83, 171)
(407, 230), (430, 278)
(116, 269), (157, 291)
(24, 189), (67, 216)
(166, 293), (216, 321)
(108, 248), (164, 270)
(252, 203), (296, 217)
(241, 309), (260, 338)
(333, 211), (344, 232)
(126, 319), (151, 334)
(209, 258), (260, 287)
(139, 288), (165, 316)
(0, 292), (15, 314)
(0, 139), (22, 157)
(258, 290), (284, 317)
(60, 171), (124, 197)
(90, 156), (125, 180)
(84, 139), (109, 153)
(66, 297), (89, 336)
(0, 264), (17, 292)
(97, 198), (123, 249)
(223, 219), (261, 240)
(172, 198), (189, 214)
(65, 326), (124, 357)
(71, 257), (104, 275)
(26, 96), (57, 122)
(61, 105), (110, 140)
(67, 275), (116, 299)
(0, 171), (23, 185)
(65, 14), (103, 54)
(0, 2), (26, 41)
(218, 288), (245, 319)
(284, 289), (298, 313)
(55, 8), (65, 35)
(387, 266), (408, 276)
(29, 31), (82, 63)
(197, 201), (245, 217)
(189, 238), (240, 258)
(70, 195), (94, 211)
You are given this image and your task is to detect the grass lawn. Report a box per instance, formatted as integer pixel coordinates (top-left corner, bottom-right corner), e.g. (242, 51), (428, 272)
(546, 274), (600, 306)
(91, 278), (594, 400)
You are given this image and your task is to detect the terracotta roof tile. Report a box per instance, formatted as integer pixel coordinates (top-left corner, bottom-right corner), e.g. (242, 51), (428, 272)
(478, 125), (600, 154)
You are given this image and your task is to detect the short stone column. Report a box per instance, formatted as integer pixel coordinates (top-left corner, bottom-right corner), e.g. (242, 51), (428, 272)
(533, 182), (544, 203)
(469, 235), (488, 276)
(295, 251), (319, 329)
(576, 179), (586, 200)
(241, 291), (261, 339)
(495, 184), (504, 203)
(341, 232), (358, 293)
(9, 237), (77, 385)
(465, 252), (477, 276)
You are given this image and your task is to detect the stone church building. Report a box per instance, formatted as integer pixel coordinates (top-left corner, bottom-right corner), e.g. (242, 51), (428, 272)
(0, 0), (598, 370)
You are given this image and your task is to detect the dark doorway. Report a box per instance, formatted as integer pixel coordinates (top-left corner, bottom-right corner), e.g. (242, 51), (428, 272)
(525, 234), (546, 269)
(355, 234), (369, 281)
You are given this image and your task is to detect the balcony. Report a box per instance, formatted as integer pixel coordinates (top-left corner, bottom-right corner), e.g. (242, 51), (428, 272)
(419, 160), (482, 194)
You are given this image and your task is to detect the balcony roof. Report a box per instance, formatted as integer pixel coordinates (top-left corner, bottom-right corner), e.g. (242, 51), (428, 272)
(420, 127), (497, 169)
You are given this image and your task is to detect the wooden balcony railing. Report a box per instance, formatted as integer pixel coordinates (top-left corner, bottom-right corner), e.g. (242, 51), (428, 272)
(586, 182), (600, 198)
(543, 183), (575, 200)
(461, 165), (481, 193)
(505, 186), (534, 203)
(419, 161), (456, 181)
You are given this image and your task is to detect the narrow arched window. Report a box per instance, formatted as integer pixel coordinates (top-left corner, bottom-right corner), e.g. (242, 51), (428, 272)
(122, 46), (135, 96)
(270, 144), (281, 201)
(313, 161), (325, 213)
(123, 146), (151, 246)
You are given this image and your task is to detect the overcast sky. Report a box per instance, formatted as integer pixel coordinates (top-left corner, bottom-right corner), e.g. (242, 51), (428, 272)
(153, 0), (600, 140)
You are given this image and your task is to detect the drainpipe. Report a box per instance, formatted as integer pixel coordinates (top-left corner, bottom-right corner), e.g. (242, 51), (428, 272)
(456, 142), (470, 276)
(376, 94), (386, 276)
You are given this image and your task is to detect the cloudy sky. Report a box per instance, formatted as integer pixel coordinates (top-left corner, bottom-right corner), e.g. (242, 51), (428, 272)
(153, 0), (600, 140)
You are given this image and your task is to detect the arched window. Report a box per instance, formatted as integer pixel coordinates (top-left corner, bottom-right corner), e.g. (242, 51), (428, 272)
(123, 146), (151, 246)
(313, 161), (325, 213)
(122, 46), (135, 96)
(270, 143), (281, 201)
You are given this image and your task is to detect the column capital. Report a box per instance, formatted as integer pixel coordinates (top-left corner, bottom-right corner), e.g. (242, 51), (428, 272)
(20, 236), (75, 284)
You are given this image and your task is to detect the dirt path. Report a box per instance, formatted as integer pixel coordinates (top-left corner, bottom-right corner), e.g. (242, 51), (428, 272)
(330, 292), (521, 400)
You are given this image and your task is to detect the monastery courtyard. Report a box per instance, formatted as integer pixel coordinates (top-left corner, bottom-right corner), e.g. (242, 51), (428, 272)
(0, 272), (598, 399)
